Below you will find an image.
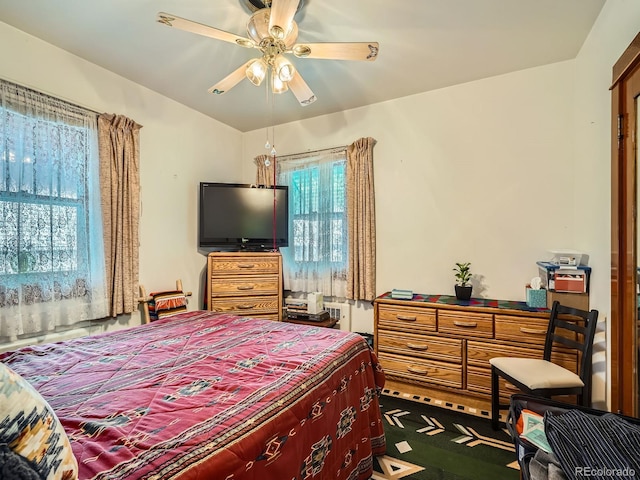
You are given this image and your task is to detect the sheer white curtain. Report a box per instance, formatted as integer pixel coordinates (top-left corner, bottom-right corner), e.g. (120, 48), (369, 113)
(0, 80), (108, 340)
(277, 148), (347, 297)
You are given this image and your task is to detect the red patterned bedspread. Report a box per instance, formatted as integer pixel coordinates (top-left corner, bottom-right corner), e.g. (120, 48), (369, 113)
(1, 311), (386, 479)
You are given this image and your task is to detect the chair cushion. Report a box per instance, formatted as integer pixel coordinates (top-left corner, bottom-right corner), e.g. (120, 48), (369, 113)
(0, 361), (78, 480)
(489, 357), (583, 390)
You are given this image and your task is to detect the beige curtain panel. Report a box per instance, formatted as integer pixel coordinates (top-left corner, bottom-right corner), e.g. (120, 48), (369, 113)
(346, 137), (377, 301)
(254, 154), (275, 186)
(98, 113), (142, 317)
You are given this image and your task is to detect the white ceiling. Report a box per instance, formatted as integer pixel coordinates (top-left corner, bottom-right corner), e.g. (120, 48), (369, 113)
(0, 0), (605, 132)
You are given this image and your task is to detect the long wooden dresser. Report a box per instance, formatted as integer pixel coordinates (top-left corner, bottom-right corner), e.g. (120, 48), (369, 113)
(207, 251), (282, 321)
(374, 293), (578, 412)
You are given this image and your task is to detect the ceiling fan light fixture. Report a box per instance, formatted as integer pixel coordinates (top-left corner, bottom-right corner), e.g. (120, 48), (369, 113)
(246, 58), (267, 86)
(274, 54), (295, 82)
(271, 72), (288, 94)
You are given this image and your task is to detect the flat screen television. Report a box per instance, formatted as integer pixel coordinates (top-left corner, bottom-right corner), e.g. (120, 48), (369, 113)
(198, 182), (289, 251)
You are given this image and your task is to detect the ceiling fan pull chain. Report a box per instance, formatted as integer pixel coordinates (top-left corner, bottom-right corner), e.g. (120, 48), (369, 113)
(270, 77), (277, 156)
(265, 78), (271, 151)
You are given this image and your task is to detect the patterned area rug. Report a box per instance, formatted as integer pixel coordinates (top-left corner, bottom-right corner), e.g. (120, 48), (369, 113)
(373, 392), (520, 480)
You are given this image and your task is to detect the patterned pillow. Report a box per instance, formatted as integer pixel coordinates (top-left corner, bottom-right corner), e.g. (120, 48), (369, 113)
(0, 362), (78, 480)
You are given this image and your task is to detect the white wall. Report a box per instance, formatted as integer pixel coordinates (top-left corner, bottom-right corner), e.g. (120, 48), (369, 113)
(243, 61), (578, 332)
(0, 21), (243, 341)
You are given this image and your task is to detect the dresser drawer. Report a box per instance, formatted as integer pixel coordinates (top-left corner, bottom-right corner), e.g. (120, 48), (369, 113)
(494, 315), (548, 345)
(209, 295), (279, 316)
(210, 275), (280, 297)
(438, 311), (493, 338)
(467, 365), (523, 399)
(466, 365), (578, 405)
(210, 256), (280, 276)
(467, 340), (577, 371)
(377, 331), (462, 363)
(467, 341), (542, 368)
(377, 305), (436, 333)
(495, 314), (577, 345)
(378, 352), (462, 389)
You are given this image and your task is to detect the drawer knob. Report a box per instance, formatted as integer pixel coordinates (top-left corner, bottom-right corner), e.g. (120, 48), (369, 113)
(237, 304), (257, 310)
(238, 264), (256, 269)
(406, 342), (429, 351)
(396, 315), (417, 322)
(453, 320), (477, 328)
(519, 327), (546, 335)
(237, 285), (255, 291)
(407, 365), (429, 375)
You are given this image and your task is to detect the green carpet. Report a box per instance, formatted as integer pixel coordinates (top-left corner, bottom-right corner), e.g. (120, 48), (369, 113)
(373, 393), (520, 480)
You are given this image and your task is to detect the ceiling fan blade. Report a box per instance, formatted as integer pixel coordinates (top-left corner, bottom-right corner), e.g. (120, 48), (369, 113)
(158, 12), (255, 48)
(292, 42), (379, 61)
(288, 71), (316, 106)
(207, 60), (254, 95)
(268, 0), (300, 40)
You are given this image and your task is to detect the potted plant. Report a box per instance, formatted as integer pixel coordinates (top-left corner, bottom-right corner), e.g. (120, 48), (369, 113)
(453, 262), (473, 300)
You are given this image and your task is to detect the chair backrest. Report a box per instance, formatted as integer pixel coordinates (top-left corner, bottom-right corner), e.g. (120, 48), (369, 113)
(543, 300), (599, 391)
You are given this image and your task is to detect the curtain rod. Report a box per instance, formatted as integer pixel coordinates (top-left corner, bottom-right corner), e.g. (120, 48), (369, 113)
(278, 145), (347, 162)
(0, 76), (102, 116)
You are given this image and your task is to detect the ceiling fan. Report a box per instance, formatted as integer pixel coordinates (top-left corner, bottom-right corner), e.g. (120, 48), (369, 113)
(157, 0), (379, 106)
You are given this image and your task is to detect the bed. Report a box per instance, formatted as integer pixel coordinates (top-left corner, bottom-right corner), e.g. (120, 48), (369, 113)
(0, 311), (386, 479)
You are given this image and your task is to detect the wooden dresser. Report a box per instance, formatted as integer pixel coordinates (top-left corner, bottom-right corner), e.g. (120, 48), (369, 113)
(374, 293), (578, 411)
(207, 251), (283, 321)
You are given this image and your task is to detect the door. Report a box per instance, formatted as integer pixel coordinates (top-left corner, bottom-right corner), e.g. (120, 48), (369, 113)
(611, 31), (640, 417)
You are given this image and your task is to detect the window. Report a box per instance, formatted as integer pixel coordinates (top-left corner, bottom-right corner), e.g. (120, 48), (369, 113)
(0, 80), (107, 340)
(277, 148), (348, 297)
(1, 127), (85, 275)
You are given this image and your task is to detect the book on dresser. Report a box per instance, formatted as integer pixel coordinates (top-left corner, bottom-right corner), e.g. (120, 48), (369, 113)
(391, 289), (413, 300)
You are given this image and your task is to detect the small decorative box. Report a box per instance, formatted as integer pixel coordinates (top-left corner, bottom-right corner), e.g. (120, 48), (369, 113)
(526, 288), (547, 308)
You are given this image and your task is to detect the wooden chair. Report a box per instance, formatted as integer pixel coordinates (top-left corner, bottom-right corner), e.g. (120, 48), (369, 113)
(489, 300), (599, 430)
(138, 279), (192, 324)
